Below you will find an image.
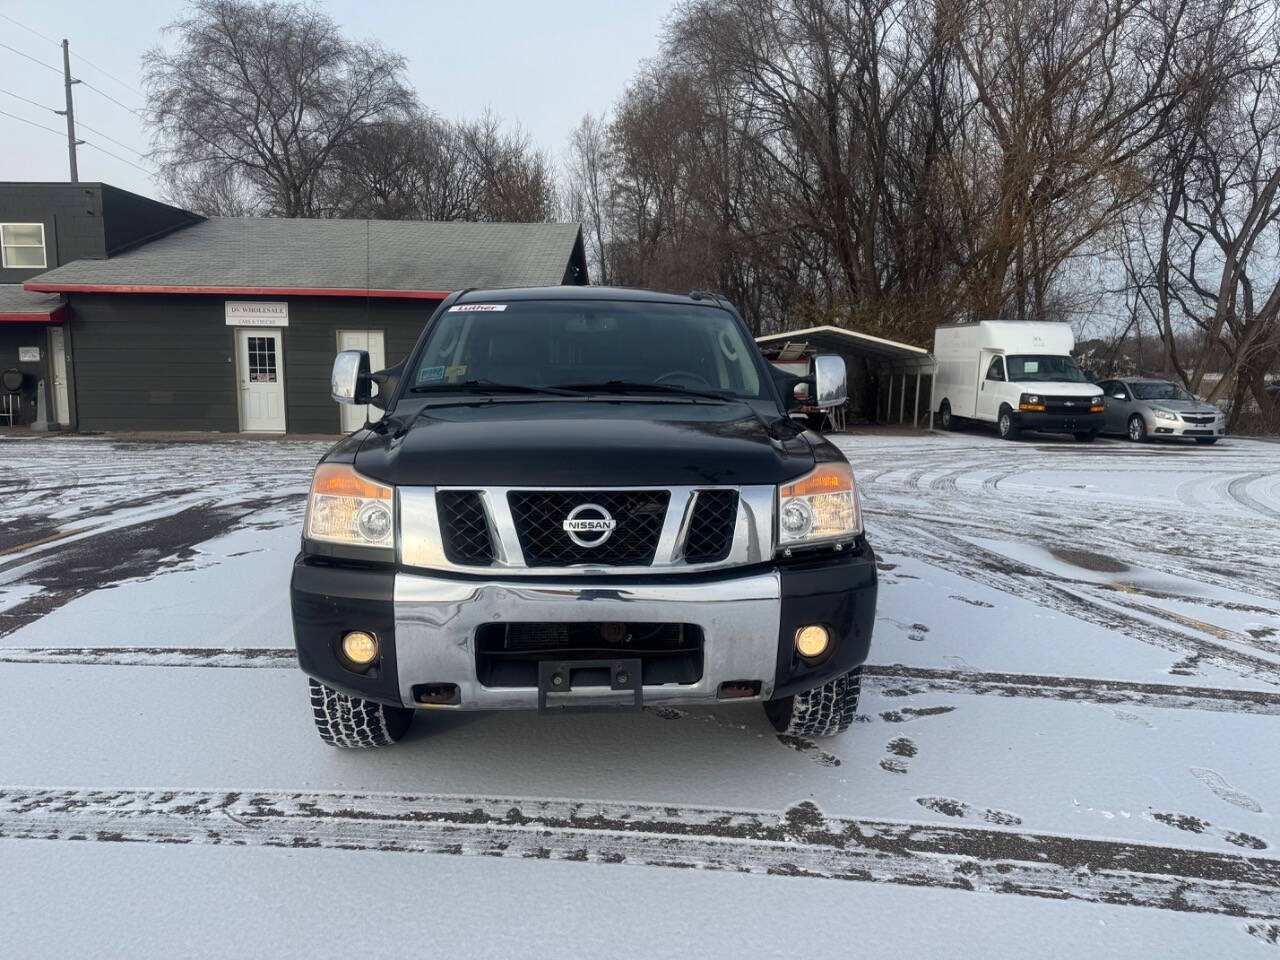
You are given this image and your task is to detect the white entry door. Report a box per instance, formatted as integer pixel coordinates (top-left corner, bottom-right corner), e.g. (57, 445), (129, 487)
(48, 327), (71, 426)
(338, 329), (386, 433)
(236, 328), (286, 432)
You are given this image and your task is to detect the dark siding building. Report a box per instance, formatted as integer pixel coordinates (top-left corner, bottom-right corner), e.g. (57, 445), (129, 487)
(16, 198), (588, 434)
(65, 294), (434, 433)
(1, 183), (200, 427)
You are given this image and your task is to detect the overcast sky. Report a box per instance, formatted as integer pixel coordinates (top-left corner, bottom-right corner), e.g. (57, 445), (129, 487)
(0, 0), (672, 200)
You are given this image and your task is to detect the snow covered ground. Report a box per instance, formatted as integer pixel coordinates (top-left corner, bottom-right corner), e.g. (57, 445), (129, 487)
(1, 430), (1277, 958)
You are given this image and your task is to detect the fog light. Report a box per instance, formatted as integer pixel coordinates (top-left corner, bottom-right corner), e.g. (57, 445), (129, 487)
(341, 631), (378, 666)
(795, 625), (830, 659)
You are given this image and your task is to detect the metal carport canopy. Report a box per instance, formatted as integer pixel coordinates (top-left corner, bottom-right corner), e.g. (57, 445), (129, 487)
(755, 324), (937, 427)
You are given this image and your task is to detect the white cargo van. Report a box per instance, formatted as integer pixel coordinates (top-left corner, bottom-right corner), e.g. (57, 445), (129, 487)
(932, 321), (1104, 441)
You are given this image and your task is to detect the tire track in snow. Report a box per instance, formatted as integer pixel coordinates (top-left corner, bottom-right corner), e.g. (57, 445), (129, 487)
(862, 665), (1280, 716)
(1226, 472), (1280, 521)
(7, 648), (1280, 716)
(0, 647), (297, 668)
(3, 787), (1278, 919)
(873, 517), (1280, 687)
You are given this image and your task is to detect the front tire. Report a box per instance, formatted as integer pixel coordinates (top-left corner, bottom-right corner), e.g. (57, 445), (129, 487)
(1128, 415), (1149, 443)
(940, 400), (958, 430)
(764, 667), (862, 737)
(309, 678), (413, 748)
(998, 407), (1021, 441)
(1074, 431), (1096, 442)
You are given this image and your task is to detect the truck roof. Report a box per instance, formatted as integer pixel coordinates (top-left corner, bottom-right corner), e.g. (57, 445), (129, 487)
(934, 320), (1075, 354)
(454, 285), (730, 308)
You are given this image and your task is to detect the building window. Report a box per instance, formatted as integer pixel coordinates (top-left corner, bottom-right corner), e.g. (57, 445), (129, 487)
(247, 336), (278, 382)
(1, 223), (47, 269)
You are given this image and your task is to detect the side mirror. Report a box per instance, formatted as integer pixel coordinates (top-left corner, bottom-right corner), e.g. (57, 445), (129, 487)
(332, 350), (372, 405)
(812, 355), (847, 409)
(1113, 392), (1125, 400)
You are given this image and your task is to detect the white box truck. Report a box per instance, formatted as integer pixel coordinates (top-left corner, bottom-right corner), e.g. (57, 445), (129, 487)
(932, 321), (1104, 441)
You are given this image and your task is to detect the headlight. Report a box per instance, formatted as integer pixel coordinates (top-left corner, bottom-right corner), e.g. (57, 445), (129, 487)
(1019, 393), (1045, 412)
(778, 462), (862, 549)
(1152, 408), (1177, 421)
(305, 463), (394, 550)
(1090, 396), (1104, 412)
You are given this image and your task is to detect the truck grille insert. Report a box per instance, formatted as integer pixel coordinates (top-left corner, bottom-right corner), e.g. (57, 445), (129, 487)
(436, 491), (495, 565)
(684, 490), (738, 563)
(508, 490), (669, 566)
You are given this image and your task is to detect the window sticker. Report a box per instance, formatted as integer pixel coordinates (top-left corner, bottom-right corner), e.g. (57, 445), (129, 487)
(446, 364), (468, 380)
(1024, 360), (1039, 373)
(449, 304), (507, 312)
(417, 365), (446, 383)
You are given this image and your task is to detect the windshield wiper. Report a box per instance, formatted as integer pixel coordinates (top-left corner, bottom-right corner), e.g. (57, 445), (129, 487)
(551, 380), (735, 402)
(409, 379), (581, 397)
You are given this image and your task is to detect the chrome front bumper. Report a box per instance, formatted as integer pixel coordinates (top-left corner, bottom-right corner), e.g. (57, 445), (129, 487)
(393, 570), (782, 709)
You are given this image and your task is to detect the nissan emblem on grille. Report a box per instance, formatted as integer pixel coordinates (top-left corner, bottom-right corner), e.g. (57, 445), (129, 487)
(562, 503), (617, 547)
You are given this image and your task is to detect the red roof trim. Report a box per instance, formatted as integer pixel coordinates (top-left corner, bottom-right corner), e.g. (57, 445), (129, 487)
(22, 282), (450, 301)
(0, 305), (66, 324)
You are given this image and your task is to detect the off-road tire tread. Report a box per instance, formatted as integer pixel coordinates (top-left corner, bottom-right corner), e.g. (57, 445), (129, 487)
(309, 678), (412, 748)
(766, 667), (862, 737)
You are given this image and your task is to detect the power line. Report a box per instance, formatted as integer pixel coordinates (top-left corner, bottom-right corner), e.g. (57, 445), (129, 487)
(0, 11), (57, 45)
(0, 87), (58, 114)
(0, 12), (145, 97)
(81, 139), (154, 175)
(0, 107), (66, 138)
(0, 40), (62, 75)
(68, 51), (144, 99)
(76, 119), (151, 161)
(0, 108), (153, 177)
(78, 79), (145, 118)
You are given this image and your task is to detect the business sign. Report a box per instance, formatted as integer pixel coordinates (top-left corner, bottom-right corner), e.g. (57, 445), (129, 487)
(225, 301), (289, 326)
(18, 346), (40, 362)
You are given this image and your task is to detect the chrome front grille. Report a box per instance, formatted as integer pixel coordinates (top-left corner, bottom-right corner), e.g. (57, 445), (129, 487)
(683, 490), (739, 563)
(508, 490), (670, 566)
(436, 491), (495, 565)
(398, 485), (775, 576)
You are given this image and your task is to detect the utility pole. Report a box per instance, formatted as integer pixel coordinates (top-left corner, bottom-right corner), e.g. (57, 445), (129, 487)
(56, 39), (83, 182)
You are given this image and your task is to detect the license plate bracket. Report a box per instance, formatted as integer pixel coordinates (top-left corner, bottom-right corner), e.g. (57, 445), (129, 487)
(538, 658), (643, 714)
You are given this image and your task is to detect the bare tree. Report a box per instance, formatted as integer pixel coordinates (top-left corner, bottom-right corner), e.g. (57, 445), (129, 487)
(145, 0), (413, 217)
(1117, 0), (1280, 425)
(565, 114), (616, 284)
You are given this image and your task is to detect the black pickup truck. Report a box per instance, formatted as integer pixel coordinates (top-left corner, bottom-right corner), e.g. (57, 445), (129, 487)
(292, 286), (877, 747)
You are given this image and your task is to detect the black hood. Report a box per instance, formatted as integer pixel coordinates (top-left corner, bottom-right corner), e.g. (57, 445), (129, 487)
(354, 399), (816, 487)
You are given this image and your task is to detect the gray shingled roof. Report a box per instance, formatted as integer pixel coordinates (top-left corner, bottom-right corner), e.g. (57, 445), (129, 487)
(0, 284), (65, 315)
(25, 217), (583, 293)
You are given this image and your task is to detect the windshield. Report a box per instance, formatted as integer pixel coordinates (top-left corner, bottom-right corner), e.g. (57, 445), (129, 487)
(1005, 354), (1089, 383)
(409, 300), (766, 399)
(1132, 381), (1195, 401)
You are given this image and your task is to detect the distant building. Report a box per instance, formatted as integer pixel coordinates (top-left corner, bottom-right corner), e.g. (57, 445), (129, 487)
(1, 182), (201, 427)
(3, 182), (587, 433)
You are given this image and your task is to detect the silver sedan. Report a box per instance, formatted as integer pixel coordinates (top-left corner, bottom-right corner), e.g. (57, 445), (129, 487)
(1095, 378), (1227, 444)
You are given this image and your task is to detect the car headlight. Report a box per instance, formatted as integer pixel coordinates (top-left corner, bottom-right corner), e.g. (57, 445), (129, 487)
(305, 463), (394, 550)
(1152, 408), (1177, 421)
(1090, 395), (1104, 412)
(778, 462), (862, 549)
(1019, 393), (1045, 411)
